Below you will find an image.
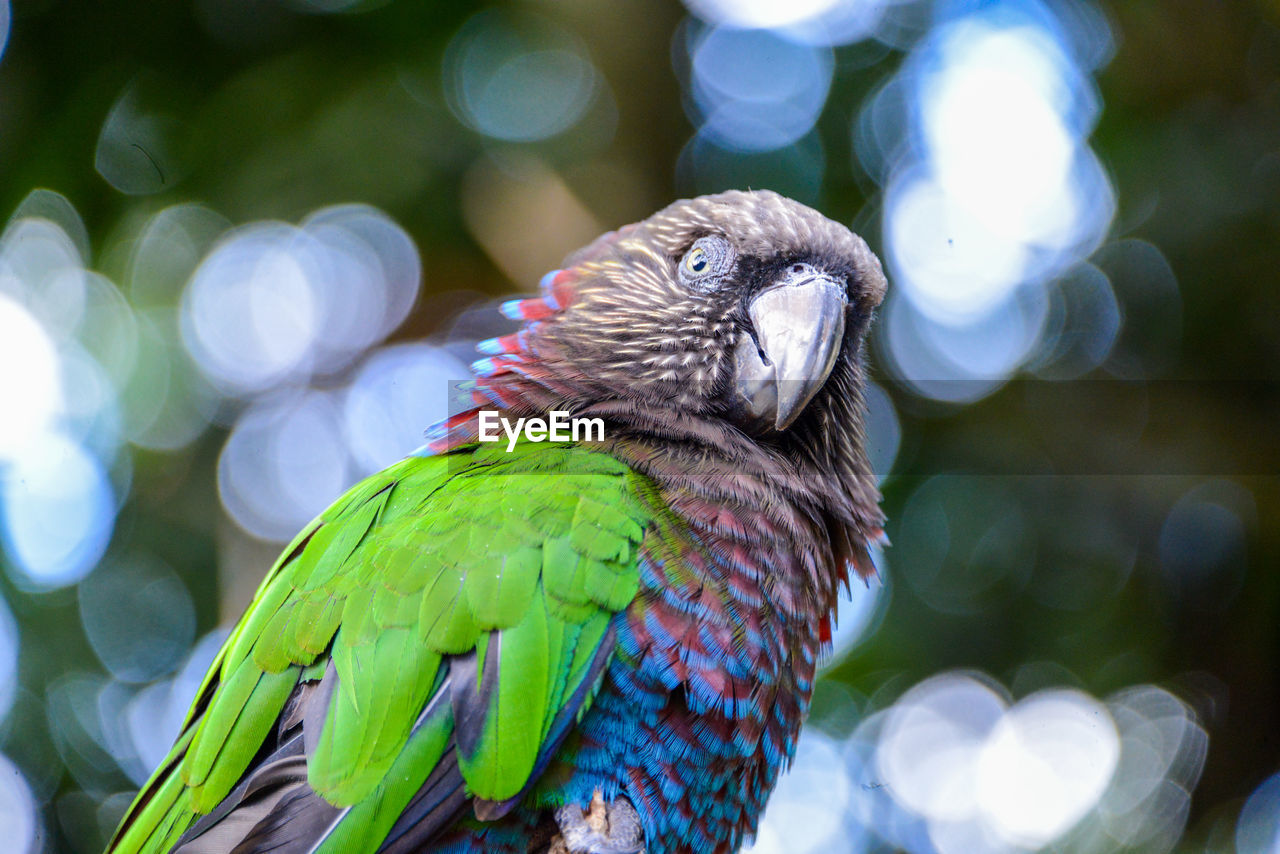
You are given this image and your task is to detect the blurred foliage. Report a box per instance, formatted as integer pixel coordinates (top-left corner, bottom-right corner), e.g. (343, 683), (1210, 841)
(0, 0), (1278, 852)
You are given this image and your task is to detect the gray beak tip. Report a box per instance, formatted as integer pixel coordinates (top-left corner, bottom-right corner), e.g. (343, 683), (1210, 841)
(774, 404), (801, 432)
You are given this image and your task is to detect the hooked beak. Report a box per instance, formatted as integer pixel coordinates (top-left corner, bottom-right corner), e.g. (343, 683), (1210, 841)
(732, 264), (848, 431)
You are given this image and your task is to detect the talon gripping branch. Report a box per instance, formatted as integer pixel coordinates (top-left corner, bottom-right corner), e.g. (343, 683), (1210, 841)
(106, 190), (889, 854)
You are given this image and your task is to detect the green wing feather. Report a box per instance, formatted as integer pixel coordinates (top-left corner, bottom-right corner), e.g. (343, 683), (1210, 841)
(107, 441), (655, 854)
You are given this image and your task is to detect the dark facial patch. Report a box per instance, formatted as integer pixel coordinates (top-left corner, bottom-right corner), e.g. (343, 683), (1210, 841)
(731, 251), (857, 298)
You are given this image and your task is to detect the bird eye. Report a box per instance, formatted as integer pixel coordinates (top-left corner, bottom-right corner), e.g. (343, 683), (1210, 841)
(678, 236), (733, 289)
(685, 248), (709, 274)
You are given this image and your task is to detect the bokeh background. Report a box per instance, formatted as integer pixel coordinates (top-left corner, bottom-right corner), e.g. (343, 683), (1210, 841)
(0, 0), (1277, 851)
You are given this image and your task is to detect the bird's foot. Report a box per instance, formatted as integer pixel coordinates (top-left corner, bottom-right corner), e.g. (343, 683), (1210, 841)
(553, 790), (645, 854)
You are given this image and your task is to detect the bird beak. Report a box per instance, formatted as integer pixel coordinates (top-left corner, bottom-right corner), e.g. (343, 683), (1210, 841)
(733, 265), (848, 431)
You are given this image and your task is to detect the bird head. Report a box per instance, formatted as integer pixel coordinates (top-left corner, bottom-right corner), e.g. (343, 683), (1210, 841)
(472, 189), (887, 440)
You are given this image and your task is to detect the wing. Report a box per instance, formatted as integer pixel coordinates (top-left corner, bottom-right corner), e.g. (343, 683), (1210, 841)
(107, 441), (653, 854)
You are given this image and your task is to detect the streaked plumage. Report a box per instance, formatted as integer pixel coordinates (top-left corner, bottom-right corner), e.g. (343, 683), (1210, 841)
(106, 190), (888, 854)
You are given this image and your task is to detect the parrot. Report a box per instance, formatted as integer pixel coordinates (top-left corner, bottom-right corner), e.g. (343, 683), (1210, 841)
(105, 189), (888, 854)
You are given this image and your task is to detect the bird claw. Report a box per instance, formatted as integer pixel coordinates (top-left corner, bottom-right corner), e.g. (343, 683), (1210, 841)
(553, 790), (646, 854)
